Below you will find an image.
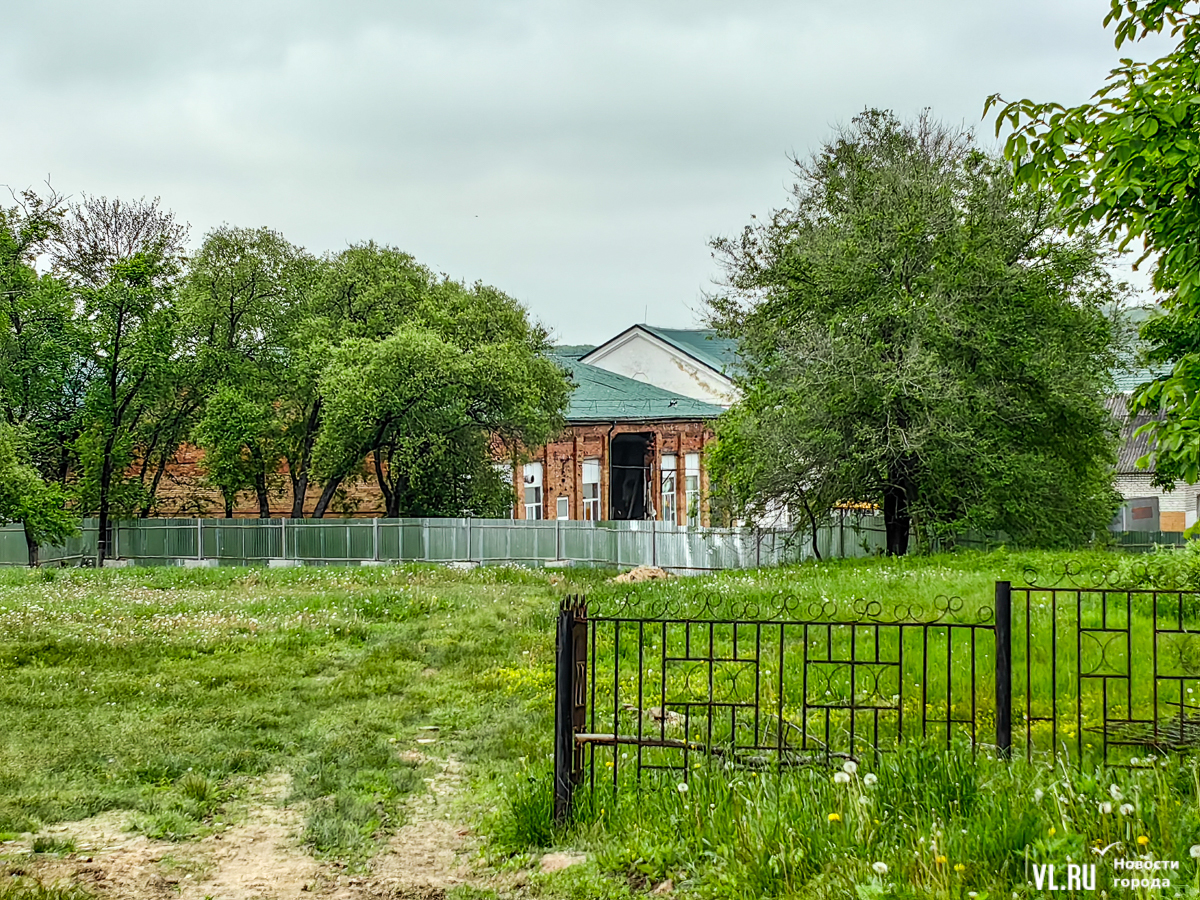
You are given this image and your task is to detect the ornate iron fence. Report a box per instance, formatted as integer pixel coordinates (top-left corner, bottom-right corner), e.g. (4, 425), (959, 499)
(553, 588), (1007, 819)
(553, 564), (1200, 817)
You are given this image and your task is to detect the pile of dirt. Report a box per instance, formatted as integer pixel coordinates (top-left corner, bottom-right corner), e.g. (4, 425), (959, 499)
(612, 565), (670, 583)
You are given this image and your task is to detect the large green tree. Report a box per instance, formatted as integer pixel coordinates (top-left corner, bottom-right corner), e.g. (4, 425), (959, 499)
(708, 111), (1122, 555)
(54, 196), (186, 560)
(179, 226), (312, 517)
(0, 189), (90, 485)
(310, 245), (570, 518)
(989, 1), (1200, 481)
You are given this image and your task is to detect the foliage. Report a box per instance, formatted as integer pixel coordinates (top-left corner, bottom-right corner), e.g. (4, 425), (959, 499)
(0, 425), (78, 565)
(311, 245), (570, 518)
(708, 110), (1123, 555)
(179, 226), (311, 517)
(988, 2), (1200, 484)
(0, 189), (89, 485)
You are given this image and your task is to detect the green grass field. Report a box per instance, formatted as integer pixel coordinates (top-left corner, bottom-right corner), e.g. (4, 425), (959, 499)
(1, 550), (1199, 898)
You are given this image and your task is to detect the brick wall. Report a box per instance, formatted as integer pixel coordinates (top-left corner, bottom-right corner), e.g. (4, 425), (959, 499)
(142, 418), (715, 521)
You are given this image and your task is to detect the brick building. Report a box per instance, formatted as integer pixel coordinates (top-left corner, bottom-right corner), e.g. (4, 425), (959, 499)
(150, 326), (733, 521)
(503, 349), (724, 524)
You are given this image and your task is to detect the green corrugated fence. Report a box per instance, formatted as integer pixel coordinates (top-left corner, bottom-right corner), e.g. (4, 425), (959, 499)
(0, 513), (892, 571)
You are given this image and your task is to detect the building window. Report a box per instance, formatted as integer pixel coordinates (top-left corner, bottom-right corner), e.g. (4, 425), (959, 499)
(660, 454), (677, 525)
(685, 453), (701, 527)
(557, 496), (569, 520)
(582, 458), (601, 521)
(524, 462), (543, 520)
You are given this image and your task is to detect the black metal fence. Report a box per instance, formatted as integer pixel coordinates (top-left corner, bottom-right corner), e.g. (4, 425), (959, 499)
(1013, 562), (1200, 765)
(552, 565), (1200, 817)
(553, 588), (1004, 819)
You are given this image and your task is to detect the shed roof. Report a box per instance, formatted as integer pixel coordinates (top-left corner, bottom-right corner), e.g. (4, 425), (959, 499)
(552, 354), (725, 422)
(1106, 394), (1162, 474)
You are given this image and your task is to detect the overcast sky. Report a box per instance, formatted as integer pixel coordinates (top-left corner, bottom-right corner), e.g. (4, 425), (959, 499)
(0, 1), (1168, 343)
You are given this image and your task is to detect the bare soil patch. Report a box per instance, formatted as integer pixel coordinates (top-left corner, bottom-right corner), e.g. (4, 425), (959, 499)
(2, 761), (504, 900)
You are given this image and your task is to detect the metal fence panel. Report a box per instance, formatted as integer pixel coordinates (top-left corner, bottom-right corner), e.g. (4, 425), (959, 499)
(5, 513), (1188, 570)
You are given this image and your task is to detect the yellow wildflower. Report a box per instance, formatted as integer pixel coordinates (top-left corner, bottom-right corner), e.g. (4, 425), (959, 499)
(1137, 835), (1149, 846)
(828, 812), (841, 823)
(935, 855), (947, 865)
(954, 863), (966, 874)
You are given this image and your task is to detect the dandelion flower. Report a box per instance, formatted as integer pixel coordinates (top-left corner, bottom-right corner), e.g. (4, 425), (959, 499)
(1098, 802), (1112, 815)
(834, 772), (851, 785)
(1119, 803), (1134, 816)
(863, 773), (878, 787)
(858, 795), (870, 805)
(1137, 835), (1149, 846)
(936, 855), (947, 865)
(871, 861), (887, 875)
(1190, 845), (1200, 858)
(677, 782), (688, 794)
(828, 812), (841, 823)
(1048, 827), (1056, 837)
(842, 760), (858, 775)
(1109, 784), (1123, 801)
(954, 863), (966, 874)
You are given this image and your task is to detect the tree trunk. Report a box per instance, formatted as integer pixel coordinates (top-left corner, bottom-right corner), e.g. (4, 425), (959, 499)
(312, 476), (343, 519)
(290, 469), (308, 518)
(883, 461), (913, 556)
(24, 528), (39, 568)
(255, 472), (270, 519)
(799, 493), (822, 562)
(224, 494), (234, 518)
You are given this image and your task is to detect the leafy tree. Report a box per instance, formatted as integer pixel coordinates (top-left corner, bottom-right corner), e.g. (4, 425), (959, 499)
(0, 188), (90, 485)
(192, 382), (273, 517)
(179, 226), (310, 517)
(989, 1), (1200, 481)
(0, 424), (78, 566)
(311, 251), (570, 519)
(708, 110), (1122, 554)
(54, 197), (185, 560)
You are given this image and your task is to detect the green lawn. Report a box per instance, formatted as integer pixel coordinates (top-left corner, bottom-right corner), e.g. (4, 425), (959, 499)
(1, 550), (1199, 899)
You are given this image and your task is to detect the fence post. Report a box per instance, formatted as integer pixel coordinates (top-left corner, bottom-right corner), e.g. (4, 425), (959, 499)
(995, 580), (1012, 759)
(197, 519), (204, 562)
(554, 597), (587, 822)
(373, 517), (381, 562)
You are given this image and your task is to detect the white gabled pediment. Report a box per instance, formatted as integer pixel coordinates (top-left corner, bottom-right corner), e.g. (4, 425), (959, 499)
(581, 326), (738, 406)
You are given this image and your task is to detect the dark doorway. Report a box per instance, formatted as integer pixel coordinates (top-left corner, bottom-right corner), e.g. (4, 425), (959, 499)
(610, 433), (651, 520)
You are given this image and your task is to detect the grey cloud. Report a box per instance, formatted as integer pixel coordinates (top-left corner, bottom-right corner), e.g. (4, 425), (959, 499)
(0, 0), (1169, 341)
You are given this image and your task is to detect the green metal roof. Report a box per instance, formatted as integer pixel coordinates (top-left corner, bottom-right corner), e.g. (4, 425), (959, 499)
(640, 326), (742, 376)
(1113, 305), (1171, 393)
(551, 344), (596, 359)
(552, 355), (725, 422)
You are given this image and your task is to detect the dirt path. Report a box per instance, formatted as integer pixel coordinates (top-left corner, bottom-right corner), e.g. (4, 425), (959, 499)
(1, 760), (493, 900)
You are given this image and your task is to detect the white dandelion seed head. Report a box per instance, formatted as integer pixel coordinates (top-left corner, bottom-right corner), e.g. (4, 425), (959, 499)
(858, 795), (871, 805)
(677, 782), (688, 794)
(1099, 802), (1112, 815)
(1033, 788), (1044, 802)
(863, 773), (878, 786)
(1109, 784), (1123, 801)
(842, 760), (858, 775)
(833, 772), (851, 785)
(1119, 803), (1134, 816)
(872, 861), (888, 875)
(1190, 845), (1200, 858)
